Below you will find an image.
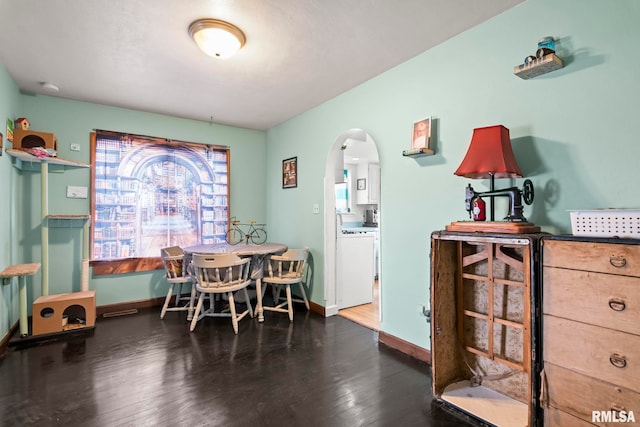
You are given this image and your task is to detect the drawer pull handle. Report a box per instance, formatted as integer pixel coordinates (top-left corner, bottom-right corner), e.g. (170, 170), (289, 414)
(608, 299), (627, 312)
(610, 256), (627, 268)
(609, 354), (627, 368)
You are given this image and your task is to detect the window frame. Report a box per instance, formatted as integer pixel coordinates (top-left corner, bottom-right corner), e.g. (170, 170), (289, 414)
(89, 130), (230, 275)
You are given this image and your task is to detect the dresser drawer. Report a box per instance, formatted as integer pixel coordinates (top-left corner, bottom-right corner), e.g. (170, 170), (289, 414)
(543, 267), (640, 335)
(544, 316), (640, 393)
(543, 239), (640, 277)
(544, 362), (640, 426)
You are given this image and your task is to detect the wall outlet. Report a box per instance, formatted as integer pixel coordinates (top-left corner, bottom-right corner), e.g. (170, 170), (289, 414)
(70, 143), (80, 152)
(313, 203), (320, 214)
(67, 186), (88, 198)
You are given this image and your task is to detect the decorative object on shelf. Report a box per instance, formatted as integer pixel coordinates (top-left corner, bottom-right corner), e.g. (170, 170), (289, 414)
(282, 156), (297, 188)
(12, 128), (58, 152)
(514, 36), (563, 79)
(357, 178), (366, 190)
(189, 18), (246, 59)
(14, 117), (30, 130)
(449, 125), (540, 233)
(403, 116), (434, 157)
(0, 132), (3, 156)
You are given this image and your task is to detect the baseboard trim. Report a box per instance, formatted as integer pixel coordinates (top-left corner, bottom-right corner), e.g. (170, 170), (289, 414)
(309, 300), (325, 316)
(97, 297), (164, 317)
(378, 331), (431, 364)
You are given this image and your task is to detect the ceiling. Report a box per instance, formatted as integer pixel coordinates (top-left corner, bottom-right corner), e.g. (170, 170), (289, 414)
(0, 0), (522, 131)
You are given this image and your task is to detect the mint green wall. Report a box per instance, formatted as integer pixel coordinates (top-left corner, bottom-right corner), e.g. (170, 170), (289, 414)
(3, 0), (639, 351)
(16, 96), (266, 308)
(0, 64), (21, 340)
(267, 0), (640, 349)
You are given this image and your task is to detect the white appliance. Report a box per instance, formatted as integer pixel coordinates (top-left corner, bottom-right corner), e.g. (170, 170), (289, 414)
(336, 231), (375, 309)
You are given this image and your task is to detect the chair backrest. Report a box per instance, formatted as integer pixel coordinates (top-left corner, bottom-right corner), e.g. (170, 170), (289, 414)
(161, 246), (185, 278)
(192, 253), (251, 289)
(267, 248), (309, 280)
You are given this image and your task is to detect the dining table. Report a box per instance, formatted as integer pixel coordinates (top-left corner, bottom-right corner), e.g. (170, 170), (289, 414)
(182, 242), (288, 322)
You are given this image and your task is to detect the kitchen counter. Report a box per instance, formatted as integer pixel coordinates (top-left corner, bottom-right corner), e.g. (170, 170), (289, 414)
(341, 226), (378, 233)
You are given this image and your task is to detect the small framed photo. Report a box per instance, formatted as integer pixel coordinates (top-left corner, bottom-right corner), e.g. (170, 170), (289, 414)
(282, 157), (297, 188)
(411, 117), (431, 150)
(357, 178), (366, 190)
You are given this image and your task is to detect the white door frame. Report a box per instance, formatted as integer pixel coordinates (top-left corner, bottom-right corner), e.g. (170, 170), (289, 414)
(323, 129), (380, 317)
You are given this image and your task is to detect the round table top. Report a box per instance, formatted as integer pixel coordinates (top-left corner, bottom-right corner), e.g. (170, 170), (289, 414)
(183, 242), (287, 256)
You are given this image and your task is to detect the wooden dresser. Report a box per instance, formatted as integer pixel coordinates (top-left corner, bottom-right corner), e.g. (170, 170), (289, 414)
(542, 236), (640, 426)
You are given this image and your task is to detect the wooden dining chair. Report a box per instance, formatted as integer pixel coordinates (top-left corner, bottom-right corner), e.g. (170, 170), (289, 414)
(262, 248), (309, 321)
(190, 253), (254, 333)
(160, 246), (196, 320)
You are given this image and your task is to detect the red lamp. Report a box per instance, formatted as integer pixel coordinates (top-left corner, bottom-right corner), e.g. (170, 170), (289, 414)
(454, 125), (534, 223)
(454, 125), (522, 180)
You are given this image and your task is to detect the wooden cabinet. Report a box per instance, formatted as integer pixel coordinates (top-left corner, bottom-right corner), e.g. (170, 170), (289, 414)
(430, 231), (543, 427)
(542, 236), (640, 426)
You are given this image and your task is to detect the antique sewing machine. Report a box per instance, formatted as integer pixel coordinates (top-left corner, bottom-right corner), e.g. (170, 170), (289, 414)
(464, 179), (535, 222)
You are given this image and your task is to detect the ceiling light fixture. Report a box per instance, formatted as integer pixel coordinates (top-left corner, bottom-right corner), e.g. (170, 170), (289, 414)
(189, 18), (246, 59)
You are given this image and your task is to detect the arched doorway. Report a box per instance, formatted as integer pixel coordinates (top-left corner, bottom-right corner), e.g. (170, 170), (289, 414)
(323, 129), (381, 329)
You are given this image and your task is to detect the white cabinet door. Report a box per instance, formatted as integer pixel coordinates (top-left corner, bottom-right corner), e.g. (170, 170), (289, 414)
(356, 163), (380, 205)
(368, 163), (380, 204)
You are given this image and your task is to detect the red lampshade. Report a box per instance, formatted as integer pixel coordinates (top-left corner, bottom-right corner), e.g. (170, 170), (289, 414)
(454, 125), (522, 179)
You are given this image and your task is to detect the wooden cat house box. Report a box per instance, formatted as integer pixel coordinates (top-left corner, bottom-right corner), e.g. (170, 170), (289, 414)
(13, 128), (57, 150)
(32, 290), (96, 336)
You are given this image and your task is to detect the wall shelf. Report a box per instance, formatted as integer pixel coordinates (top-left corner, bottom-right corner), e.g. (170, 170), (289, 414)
(402, 148), (434, 158)
(6, 148), (89, 171)
(514, 53), (563, 80)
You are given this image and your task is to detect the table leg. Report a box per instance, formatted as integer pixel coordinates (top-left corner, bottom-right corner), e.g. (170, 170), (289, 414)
(256, 278), (264, 323)
(19, 276), (28, 336)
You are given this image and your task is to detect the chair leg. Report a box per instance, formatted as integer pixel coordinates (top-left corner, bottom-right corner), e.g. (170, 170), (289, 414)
(228, 292), (239, 334)
(161, 285), (174, 319)
(190, 293), (205, 332)
(274, 284), (282, 304)
(243, 288), (254, 318)
(174, 283), (183, 306)
(187, 282), (197, 321)
(298, 283), (310, 310)
(286, 285), (293, 322)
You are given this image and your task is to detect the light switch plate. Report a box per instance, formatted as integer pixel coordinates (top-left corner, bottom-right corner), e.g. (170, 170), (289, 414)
(313, 203), (320, 214)
(67, 185), (88, 198)
(70, 143), (80, 152)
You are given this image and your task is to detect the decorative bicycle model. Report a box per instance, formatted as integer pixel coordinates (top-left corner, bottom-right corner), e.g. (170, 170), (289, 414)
(226, 217), (268, 245)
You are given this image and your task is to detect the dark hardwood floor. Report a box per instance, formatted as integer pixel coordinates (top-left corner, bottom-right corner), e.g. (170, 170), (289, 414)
(0, 306), (479, 427)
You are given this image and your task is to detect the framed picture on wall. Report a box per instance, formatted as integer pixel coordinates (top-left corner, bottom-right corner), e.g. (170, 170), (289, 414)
(411, 117), (431, 150)
(283, 157), (297, 188)
(357, 178), (366, 190)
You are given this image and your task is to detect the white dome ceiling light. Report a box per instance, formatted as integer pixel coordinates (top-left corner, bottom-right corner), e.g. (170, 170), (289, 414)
(189, 18), (246, 59)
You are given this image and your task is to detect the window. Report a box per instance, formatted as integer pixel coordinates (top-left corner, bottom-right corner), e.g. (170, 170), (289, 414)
(335, 169), (350, 213)
(91, 130), (229, 273)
